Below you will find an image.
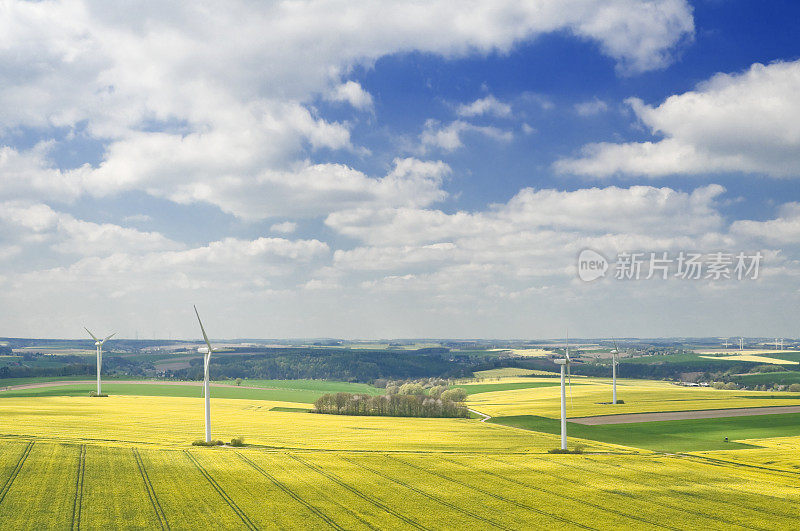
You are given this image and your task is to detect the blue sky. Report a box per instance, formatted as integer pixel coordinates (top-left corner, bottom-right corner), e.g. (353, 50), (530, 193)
(1, 0), (799, 339)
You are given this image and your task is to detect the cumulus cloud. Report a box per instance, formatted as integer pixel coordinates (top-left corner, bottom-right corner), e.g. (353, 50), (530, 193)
(327, 81), (374, 110)
(0, 202), (179, 257)
(557, 60), (800, 178)
(457, 95), (511, 118)
(420, 120), (513, 152)
(731, 203), (800, 244)
(0, 0), (693, 209)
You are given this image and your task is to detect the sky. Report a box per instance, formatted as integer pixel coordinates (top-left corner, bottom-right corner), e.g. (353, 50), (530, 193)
(2, 0), (800, 340)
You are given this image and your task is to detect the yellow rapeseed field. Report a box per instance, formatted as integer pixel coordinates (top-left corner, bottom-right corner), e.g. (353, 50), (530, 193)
(467, 377), (800, 418)
(1, 386), (799, 528)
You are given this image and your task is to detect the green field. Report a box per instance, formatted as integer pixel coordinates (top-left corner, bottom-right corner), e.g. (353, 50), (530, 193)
(734, 371), (800, 386)
(489, 412), (800, 452)
(460, 381), (564, 395)
(0, 382), (374, 403)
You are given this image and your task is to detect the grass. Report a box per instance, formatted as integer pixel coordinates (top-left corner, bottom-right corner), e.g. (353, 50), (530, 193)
(489, 413), (800, 452)
(0, 383), (330, 403)
(0, 379), (383, 403)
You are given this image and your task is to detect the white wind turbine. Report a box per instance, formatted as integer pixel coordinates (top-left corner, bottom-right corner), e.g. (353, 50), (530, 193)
(194, 305), (221, 443)
(84, 328), (115, 396)
(554, 331), (574, 450)
(610, 339), (620, 405)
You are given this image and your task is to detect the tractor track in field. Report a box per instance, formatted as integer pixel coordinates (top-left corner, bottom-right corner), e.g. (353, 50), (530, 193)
(544, 456), (784, 529)
(384, 454), (595, 530)
(286, 452), (428, 531)
(591, 455), (800, 515)
(71, 445), (86, 531)
(0, 440), (33, 505)
(132, 448), (169, 531)
(598, 456), (800, 517)
(340, 455), (511, 530)
(683, 453), (800, 479)
(235, 452), (345, 530)
(441, 455), (676, 530)
(513, 455), (760, 529)
(183, 451), (258, 531)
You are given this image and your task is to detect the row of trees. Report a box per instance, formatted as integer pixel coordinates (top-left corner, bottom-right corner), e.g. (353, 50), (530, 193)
(313, 392), (469, 418)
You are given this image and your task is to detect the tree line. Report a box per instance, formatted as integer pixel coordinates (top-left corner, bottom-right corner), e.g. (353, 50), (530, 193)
(313, 392), (469, 418)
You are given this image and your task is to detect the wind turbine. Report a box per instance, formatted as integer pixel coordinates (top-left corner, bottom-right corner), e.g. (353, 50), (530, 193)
(194, 305), (220, 443)
(554, 331), (574, 450)
(610, 339), (620, 405)
(724, 338), (729, 349)
(739, 337), (744, 351)
(84, 328), (115, 396)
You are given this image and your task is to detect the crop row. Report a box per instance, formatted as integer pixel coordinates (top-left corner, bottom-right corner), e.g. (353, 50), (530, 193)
(0, 441), (799, 529)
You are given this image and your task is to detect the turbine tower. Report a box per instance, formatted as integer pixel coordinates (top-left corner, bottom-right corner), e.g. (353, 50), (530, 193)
(554, 331), (573, 450)
(194, 305), (220, 443)
(611, 339), (620, 405)
(84, 328), (115, 396)
(740, 337), (744, 351)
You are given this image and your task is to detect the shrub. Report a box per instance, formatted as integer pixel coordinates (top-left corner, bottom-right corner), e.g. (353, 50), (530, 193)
(711, 382), (726, 390)
(724, 382), (739, 390)
(89, 391), (108, 397)
(548, 446), (584, 454)
(440, 388), (467, 403)
(230, 436), (245, 447)
(192, 440), (224, 446)
(614, 399), (625, 404)
(788, 383), (800, 393)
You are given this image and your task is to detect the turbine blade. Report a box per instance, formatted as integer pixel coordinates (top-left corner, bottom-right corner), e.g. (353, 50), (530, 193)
(84, 327), (99, 342)
(194, 305), (214, 351)
(102, 332), (116, 343)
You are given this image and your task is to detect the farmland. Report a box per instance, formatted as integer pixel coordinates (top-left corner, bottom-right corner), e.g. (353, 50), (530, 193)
(0, 376), (799, 528)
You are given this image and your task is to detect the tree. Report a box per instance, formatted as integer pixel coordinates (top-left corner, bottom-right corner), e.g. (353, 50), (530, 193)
(235, 378), (243, 386)
(398, 382), (425, 396)
(441, 388), (467, 402)
(788, 383), (800, 393)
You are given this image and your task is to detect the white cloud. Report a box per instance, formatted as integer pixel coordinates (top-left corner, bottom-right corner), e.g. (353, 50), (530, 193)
(457, 95), (511, 118)
(731, 203), (800, 245)
(270, 221), (298, 234)
(0, 202), (179, 257)
(420, 120), (513, 152)
(0, 0), (693, 214)
(557, 60), (800, 178)
(574, 98), (609, 116)
(327, 81), (374, 110)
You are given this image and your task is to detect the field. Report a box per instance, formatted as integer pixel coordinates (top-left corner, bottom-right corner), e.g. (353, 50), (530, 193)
(466, 377), (800, 418)
(1, 377), (799, 528)
(0, 379), (382, 404)
(735, 371), (800, 386)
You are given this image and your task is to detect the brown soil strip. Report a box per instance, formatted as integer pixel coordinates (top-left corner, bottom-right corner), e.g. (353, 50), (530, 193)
(571, 405), (800, 425)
